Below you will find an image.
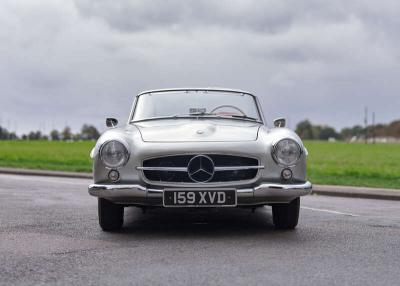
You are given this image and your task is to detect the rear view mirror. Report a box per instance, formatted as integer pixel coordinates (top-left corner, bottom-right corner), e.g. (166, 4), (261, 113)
(274, 118), (286, 128)
(106, 118), (118, 128)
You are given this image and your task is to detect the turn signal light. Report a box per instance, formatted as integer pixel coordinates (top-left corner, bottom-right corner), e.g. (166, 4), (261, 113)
(108, 170), (120, 182)
(281, 168), (293, 180)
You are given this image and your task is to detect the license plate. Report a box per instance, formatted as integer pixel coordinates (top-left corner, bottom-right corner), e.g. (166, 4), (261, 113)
(163, 189), (237, 207)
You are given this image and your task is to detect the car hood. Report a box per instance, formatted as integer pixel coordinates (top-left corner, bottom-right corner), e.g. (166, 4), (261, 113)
(134, 119), (261, 142)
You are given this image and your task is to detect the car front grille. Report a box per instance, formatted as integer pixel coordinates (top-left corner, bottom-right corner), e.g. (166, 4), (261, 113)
(140, 154), (261, 183)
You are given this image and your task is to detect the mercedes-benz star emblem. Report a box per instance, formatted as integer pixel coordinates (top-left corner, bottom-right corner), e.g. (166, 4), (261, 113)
(187, 155), (215, 183)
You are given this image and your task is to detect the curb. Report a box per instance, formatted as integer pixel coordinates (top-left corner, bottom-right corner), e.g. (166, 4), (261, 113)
(0, 167), (92, 179)
(0, 167), (399, 201)
(312, 184), (400, 201)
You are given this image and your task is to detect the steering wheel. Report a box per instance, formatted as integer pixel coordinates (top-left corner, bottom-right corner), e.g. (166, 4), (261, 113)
(210, 105), (247, 116)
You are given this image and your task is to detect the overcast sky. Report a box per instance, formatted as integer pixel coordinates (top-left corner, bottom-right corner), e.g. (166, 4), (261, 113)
(1, 0), (399, 134)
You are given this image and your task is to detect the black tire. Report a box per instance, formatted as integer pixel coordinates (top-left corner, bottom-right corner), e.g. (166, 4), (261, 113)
(98, 198), (124, 231)
(272, 197), (300, 230)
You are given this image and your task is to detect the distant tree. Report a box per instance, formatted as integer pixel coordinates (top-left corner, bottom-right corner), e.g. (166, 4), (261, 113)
(311, 125), (322, 140)
(0, 126), (9, 139)
(72, 133), (82, 141)
(28, 131), (42, 140)
(295, 120), (314, 139)
(80, 124), (100, 140)
(340, 128), (353, 140)
(8, 132), (18, 140)
(351, 125), (364, 137)
(50, 130), (60, 141)
(388, 120), (400, 138)
(296, 120), (340, 140)
(340, 125), (364, 140)
(319, 127), (339, 140)
(61, 127), (72, 141)
(21, 134), (28, 140)
(373, 124), (386, 137)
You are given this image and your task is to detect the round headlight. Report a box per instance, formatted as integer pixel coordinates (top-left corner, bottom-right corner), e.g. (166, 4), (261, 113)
(100, 140), (129, 168)
(272, 139), (302, 167)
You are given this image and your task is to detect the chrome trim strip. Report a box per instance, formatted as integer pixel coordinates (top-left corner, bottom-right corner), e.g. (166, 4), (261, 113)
(136, 165), (264, 172)
(214, 165), (264, 171)
(89, 184), (147, 191)
(254, 95), (266, 126)
(254, 181), (312, 192)
(137, 166), (188, 172)
(131, 116), (262, 124)
(137, 88), (254, 97)
(88, 181), (313, 203)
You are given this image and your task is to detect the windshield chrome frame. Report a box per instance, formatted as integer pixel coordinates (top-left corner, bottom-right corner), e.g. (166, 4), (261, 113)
(128, 88), (266, 125)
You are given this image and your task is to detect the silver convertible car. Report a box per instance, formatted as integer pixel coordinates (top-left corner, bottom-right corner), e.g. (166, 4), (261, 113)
(88, 88), (312, 231)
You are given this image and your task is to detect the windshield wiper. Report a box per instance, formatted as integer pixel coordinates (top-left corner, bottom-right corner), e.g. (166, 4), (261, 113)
(131, 115), (185, 122)
(132, 113), (261, 123)
(189, 112), (261, 123)
(132, 114), (219, 123)
(188, 112), (217, 116)
(229, 114), (260, 122)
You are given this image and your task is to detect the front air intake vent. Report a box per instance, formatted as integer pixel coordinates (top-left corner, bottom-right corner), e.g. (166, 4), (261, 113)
(140, 154), (261, 183)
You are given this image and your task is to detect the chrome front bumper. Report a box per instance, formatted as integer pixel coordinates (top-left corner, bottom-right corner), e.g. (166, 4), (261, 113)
(88, 181), (312, 205)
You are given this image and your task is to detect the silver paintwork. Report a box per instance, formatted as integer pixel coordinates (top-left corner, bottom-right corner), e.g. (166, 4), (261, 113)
(89, 87), (312, 206)
(135, 120), (261, 142)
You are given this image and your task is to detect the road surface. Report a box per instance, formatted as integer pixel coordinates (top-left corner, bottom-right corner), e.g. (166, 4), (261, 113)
(0, 174), (399, 285)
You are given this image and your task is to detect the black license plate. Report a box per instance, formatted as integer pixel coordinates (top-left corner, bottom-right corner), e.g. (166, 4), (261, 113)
(163, 189), (237, 207)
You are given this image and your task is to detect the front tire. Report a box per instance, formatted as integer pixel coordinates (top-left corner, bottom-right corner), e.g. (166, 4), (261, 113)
(98, 198), (124, 231)
(272, 197), (300, 229)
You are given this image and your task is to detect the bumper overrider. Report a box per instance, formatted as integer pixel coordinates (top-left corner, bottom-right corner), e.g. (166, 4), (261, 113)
(88, 181), (312, 205)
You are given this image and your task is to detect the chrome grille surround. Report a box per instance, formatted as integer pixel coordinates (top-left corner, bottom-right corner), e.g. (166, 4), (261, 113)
(138, 154), (263, 184)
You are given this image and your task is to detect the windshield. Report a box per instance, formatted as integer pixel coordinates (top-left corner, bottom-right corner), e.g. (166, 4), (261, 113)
(131, 90), (262, 122)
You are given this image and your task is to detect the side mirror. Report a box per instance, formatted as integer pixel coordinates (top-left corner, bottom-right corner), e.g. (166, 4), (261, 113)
(106, 118), (118, 128)
(274, 117), (286, 128)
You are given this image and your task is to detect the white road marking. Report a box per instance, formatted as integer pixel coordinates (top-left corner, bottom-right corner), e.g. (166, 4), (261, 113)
(301, 206), (359, 217)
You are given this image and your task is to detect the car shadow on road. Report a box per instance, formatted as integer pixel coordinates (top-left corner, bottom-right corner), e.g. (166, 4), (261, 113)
(117, 206), (301, 239)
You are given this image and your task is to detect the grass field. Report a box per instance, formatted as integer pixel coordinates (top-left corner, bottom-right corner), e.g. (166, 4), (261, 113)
(0, 140), (399, 189)
(0, 141), (94, 173)
(305, 141), (400, 189)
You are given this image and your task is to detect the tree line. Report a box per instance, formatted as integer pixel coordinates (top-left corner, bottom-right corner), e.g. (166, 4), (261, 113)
(0, 124), (100, 141)
(296, 119), (400, 141)
(1, 120), (399, 141)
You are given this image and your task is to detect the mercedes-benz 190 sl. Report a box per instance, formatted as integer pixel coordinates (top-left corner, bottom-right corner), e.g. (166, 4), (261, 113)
(88, 88), (312, 231)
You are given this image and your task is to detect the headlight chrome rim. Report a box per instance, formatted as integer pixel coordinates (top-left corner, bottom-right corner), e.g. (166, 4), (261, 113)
(99, 140), (130, 168)
(272, 138), (302, 167)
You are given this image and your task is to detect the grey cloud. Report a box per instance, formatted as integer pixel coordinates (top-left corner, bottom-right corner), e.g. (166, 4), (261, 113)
(73, 0), (399, 35)
(0, 0), (399, 134)
(73, 0), (313, 33)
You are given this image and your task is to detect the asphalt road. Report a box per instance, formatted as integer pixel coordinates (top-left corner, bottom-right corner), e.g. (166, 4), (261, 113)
(0, 174), (399, 286)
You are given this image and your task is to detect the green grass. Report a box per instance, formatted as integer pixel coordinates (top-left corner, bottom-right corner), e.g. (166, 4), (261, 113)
(305, 141), (400, 189)
(0, 140), (399, 189)
(0, 141), (94, 173)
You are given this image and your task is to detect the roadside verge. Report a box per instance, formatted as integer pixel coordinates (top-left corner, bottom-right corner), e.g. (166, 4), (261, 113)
(0, 167), (91, 179)
(0, 167), (399, 201)
(312, 184), (400, 201)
